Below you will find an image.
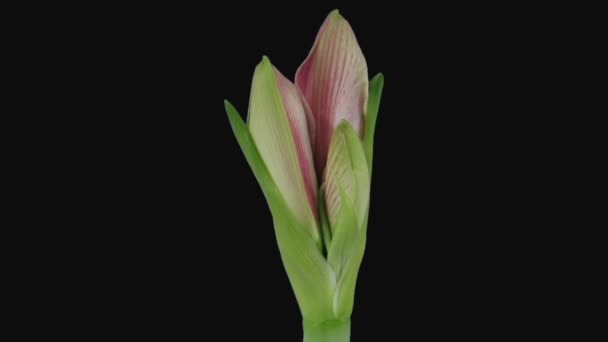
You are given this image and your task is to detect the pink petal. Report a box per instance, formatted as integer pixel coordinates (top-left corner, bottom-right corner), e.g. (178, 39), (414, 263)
(273, 67), (318, 218)
(296, 10), (368, 177)
(246, 57), (318, 230)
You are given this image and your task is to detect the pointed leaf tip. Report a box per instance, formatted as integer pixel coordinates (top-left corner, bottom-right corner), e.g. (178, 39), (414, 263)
(337, 119), (351, 132)
(224, 99), (231, 111)
(224, 100), (237, 119)
(372, 73), (384, 83)
(260, 55), (272, 68)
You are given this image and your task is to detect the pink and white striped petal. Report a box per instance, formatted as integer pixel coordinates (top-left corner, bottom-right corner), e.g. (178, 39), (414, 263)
(296, 10), (369, 177)
(274, 67), (318, 219)
(247, 57), (318, 231)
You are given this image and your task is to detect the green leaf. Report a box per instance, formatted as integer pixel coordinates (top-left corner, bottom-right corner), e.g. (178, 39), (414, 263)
(225, 100), (335, 321)
(225, 100), (283, 213)
(363, 73), (384, 176)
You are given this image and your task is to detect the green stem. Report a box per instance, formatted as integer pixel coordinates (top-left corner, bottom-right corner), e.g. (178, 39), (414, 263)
(303, 319), (350, 342)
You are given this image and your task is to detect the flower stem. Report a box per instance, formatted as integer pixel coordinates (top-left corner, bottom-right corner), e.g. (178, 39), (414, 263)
(303, 319), (350, 342)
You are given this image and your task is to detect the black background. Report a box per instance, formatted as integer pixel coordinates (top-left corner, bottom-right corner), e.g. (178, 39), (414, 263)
(74, 1), (545, 340)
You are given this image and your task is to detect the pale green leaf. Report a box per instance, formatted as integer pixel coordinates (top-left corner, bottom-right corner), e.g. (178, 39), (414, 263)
(225, 100), (335, 321)
(248, 56), (319, 240)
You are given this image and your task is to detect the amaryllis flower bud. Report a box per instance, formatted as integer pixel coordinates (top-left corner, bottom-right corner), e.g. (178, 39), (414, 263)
(225, 10), (384, 341)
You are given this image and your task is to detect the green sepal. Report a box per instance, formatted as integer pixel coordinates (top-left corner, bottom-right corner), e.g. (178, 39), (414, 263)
(324, 122), (371, 319)
(333, 228), (366, 318)
(326, 185), (367, 319)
